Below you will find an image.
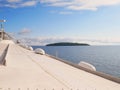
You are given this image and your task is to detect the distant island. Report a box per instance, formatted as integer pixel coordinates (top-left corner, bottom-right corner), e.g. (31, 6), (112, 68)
(46, 42), (90, 46)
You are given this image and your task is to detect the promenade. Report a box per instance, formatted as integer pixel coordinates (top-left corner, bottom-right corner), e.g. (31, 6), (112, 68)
(0, 40), (120, 90)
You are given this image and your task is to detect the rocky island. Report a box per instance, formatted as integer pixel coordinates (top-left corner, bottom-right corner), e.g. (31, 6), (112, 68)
(46, 42), (90, 46)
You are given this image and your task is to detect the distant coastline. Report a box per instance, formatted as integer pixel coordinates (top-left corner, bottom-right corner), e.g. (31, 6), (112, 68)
(46, 42), (90, 46)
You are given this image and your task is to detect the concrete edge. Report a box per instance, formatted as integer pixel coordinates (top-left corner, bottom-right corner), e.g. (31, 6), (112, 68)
(45, 54), (120, 84)
(0, 44), (9, 66)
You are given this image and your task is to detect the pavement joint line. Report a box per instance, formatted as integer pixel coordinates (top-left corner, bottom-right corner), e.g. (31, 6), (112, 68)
(18, 45), (71, 89)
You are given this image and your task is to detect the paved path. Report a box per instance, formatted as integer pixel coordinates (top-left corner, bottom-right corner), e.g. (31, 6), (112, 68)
(0, 40), (120, 90)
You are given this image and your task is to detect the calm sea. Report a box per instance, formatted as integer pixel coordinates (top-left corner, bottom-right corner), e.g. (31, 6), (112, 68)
(32, 46), (120, 78)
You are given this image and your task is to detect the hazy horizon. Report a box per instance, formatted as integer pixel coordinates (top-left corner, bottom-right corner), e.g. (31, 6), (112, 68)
(1, 0), (120, 45)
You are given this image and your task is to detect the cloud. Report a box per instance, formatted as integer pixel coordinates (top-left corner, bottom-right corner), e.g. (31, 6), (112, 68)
(18, 36), (120, 45)
(0, 0), (120, 11)
(50, 10), (73, 14)
(59, 11), (73, 14)
(41, 0), (120, 11)
(7, 0), (21, 3)
(0, 0), (38, 8)
(18, 28), (31, 35)
(21, 1), (38, 7)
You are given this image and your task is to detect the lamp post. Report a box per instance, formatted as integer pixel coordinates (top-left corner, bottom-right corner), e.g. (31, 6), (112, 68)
(0, 20), (6, 40)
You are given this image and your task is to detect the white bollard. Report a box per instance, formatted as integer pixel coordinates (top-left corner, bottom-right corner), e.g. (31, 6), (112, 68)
(34, 48), (45, 55)
(78, 61), (96, 71)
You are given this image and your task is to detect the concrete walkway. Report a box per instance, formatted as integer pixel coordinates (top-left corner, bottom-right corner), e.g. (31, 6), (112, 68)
(0, 41), (120, 90)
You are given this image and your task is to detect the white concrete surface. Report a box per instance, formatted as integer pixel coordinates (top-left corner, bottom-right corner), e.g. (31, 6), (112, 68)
(0, 40), (14, 44)
(0, 40), (120, 90)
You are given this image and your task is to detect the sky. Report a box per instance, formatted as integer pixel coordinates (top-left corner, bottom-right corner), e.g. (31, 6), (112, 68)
(0, 0), (120, 45)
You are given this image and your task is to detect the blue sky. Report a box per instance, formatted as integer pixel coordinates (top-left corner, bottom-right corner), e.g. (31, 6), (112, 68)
(1, 0), (120, 45)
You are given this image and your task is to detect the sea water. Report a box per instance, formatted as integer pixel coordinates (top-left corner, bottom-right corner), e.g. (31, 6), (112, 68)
(32, 46), (120, 78)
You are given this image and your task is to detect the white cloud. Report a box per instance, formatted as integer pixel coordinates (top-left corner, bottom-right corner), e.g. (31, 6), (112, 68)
(7, 0), (21, 3)
(40, 0), (120, 11)
(59, 11), (73, 14)
(0, 0), (120, 10)
(18, 36), (120, 45)
(0, 0), (38, 8)
(21, 1), (38, 7)
(18, 28), (31, 35)
(50, 10), (73, 14)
